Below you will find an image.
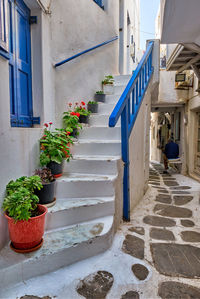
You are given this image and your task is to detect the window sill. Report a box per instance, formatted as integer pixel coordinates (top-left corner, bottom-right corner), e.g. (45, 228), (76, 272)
(0, 48), (9, 60)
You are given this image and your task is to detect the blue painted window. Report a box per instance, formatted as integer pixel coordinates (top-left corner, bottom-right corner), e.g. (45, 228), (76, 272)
(93, 0), (104, 9)
(0, 0), (9, 53)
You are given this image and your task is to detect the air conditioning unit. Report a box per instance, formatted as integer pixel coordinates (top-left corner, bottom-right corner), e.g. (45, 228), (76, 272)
(175, 71), (193, 90)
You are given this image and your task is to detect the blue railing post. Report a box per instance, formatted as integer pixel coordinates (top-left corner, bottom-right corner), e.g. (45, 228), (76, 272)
(121, 104), (130, 221)
(109, 41), (154, 221)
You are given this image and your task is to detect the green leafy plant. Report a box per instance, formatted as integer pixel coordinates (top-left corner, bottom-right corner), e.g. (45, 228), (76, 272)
(74, 101), (90, 116)
(40, 123), (73, 166)
(63, 104), (82, 134)
(34, 168), (54, 184)
(2, 176), (43, 222)
(102, 75), (114, 85)
(88, 101), (98, 105)
(96, 91), (104, 94)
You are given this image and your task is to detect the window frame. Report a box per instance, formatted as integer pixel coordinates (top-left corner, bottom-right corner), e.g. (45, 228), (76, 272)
(0, 0), (9, 54)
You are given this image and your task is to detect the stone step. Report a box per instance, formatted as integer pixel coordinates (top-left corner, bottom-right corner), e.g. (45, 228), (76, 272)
(71, 139), (121, 156)
(98, 103), (116, 114)
(89, 114), (120, 127)
(78, 126), (121, 140)
(0, 216), (114, 289)
(114, 75), (131, 85)
(46, 196), (115, 230)
(56, 173), (117, 198)
(64, 156), (120, 175)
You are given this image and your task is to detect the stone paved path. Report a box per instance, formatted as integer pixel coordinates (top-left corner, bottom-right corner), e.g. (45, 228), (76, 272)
(2, 162), (200, 299)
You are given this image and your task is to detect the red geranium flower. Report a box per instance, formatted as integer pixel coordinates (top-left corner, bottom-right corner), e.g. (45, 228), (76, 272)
(44, 123), (48, 127)
(76, 113), (80, 117)
(70, 112), (76, 115)
(79, 106), (82, 109)
(49, 122), (53, 125)
(68, 103), (72, 107)
(81, 101), (85, 106)
(66, 131), (71, 135)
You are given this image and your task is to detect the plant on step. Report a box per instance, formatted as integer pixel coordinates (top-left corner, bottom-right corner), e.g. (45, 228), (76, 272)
(40, 122), (73, 166)
(87, 101), (98, 113)
(63, 103), (82, 136)
(2, 175), (47, 252)
(34, 168), (54, 184)
(96, 90), (104, 94)
(74, 101), (90, 117)
(2, 175), (43, 221)
(34, 168), (56, 205)
(101, 75), (114, 85)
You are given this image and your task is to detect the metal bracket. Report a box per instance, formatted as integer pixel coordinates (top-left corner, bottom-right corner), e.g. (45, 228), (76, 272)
(29, 16), (37, 24)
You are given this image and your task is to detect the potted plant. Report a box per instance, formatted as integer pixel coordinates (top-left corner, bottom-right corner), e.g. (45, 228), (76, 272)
(74, 101), (90, 124)
(87, 101), (98, 113)
(63, 103), (82, 137)
(95, 91), (106, 103)
(102, 75), (114, 94)
(40, 123), (73, 178)
(34, 168), (56, 206)
(2, 175), (47, 253)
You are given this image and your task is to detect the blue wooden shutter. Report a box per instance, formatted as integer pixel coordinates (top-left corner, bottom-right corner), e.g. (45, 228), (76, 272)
(93, 0), (103, 9)
(0, 0), (9, 52)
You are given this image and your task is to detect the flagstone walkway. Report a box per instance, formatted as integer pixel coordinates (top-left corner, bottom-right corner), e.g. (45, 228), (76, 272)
(2, 162), (200, 299)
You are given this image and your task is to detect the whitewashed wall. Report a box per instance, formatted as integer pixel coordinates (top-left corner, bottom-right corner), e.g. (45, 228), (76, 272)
(129, 85), (151, 210)
(0, 0), (122, 250)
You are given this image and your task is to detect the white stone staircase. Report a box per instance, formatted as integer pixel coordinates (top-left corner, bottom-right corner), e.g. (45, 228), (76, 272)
(0, 75), (130, 289)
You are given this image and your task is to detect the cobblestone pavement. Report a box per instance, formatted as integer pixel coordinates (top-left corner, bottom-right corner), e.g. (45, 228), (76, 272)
(2, 162), (200, 299)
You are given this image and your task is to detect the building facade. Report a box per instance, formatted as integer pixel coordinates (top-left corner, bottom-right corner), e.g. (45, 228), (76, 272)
(0, 0), (143, 251)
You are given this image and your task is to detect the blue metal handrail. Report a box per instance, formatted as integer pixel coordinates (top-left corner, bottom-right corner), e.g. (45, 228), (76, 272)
(109, 41), (154, 221)
(55, 36), (118, 68)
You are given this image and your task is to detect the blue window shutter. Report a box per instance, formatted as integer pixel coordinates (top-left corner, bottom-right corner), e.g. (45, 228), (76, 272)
(93, 0), (104, 9)
(0, 0), (9, 52)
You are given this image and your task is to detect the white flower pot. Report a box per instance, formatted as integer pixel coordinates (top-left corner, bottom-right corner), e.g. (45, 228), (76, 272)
(103, 84), (114, 95)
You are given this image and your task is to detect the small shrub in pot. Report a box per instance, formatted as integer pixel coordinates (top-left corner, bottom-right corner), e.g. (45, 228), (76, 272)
(87, 101), (98, 113)
(2, 175), (47, 252)
(95, 91), (106, 102)
(34, 168), (56, 205)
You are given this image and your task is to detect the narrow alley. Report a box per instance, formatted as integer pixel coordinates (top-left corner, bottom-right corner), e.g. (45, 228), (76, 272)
(2, 162), (200, 299)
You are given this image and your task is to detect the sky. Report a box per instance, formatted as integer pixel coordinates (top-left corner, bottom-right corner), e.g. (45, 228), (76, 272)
(140, 0), (160, 50)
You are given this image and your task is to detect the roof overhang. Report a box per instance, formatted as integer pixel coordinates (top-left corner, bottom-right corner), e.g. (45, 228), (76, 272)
(166, 43), (200, 74)
(151, 102), (184, 113)
(161, 0), (200, 45)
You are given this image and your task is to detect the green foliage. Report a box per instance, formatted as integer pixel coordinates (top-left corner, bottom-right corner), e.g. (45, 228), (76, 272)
(88, 101), (98, 105)
(34, 168), (54, 184)
(102, 75), (114, 85)
(40, 127), (73, 166)
(2, 176), (43, 222)
(62, 111), (82, 132)
(74, 105), (90, 117)
(95, 91), (104, 94)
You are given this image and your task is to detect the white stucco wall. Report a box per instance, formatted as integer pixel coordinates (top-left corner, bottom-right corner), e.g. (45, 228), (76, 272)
(129, 82), (151, 210)
(0, 0), (127, 250)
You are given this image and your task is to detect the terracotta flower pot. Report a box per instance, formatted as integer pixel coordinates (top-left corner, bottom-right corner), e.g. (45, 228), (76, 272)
(5, 204), (48, 250)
